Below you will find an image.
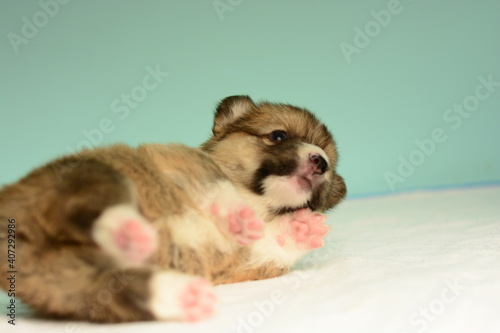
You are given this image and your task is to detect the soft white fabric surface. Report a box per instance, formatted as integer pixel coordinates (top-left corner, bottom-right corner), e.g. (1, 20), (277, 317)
(2, 185), (499, 333)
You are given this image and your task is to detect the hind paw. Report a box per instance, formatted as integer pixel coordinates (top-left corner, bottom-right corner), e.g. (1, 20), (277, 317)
(92, 205), (157, 266)
(149, 272), (217, 322)
(180, 279), (217, 322)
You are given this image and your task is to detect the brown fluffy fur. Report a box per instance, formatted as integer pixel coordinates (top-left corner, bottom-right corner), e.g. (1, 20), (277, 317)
(0, 96), (346, 322)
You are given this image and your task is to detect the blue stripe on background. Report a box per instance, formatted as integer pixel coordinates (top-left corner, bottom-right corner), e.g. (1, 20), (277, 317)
(346, 180), (500, 200)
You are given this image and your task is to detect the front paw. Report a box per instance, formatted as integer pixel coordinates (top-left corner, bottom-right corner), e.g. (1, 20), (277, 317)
(211, 202), (263, 246)
(204, 181), (264, 246)
(278, 209), (328, 249)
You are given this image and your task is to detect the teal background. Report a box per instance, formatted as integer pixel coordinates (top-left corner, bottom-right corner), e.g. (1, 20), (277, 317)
(1, 0), (499, 197)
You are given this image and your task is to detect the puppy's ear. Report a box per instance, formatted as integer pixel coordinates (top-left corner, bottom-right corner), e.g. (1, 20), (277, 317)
(330, 173), (347, 207)
(213, 95), (255, 135)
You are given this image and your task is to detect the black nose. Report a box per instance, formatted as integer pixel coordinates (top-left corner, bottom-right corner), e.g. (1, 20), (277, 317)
(309, 154), (328, 174)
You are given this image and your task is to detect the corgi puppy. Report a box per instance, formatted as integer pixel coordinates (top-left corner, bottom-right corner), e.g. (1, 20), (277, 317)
(0, 95), (346, 322)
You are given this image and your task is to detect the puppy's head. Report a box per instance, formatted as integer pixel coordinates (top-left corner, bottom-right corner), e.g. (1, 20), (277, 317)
(202, 95), (346, 216)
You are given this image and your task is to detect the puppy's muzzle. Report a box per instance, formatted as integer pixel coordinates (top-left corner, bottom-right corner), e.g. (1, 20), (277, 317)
(309, 154), (328, 175)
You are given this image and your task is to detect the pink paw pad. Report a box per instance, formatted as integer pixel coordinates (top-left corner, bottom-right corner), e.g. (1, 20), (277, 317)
(113, 219), (156, 263)
(180, 279), (217, 322)
(213, 204), (264, 246)
(284, 209), (329, 249)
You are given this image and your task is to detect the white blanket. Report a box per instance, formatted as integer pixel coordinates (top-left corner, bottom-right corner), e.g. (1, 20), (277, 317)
(2, 185), (499, 333)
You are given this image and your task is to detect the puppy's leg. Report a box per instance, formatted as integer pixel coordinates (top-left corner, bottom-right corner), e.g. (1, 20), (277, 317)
(0, 156), (156, 266)
(150, 271), (217, 322)
(206, 181), (264, 246)
(276, 209), (329, 250)
(46, 157), (157, 265)
(5, 241), (215, 322)
(236, 210), (328, 279)
(92, 204), (157, 267)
